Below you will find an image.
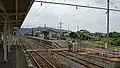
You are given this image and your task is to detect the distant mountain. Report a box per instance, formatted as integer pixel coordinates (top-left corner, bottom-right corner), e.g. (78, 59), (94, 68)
(19, 28), (38, 34)
(19, 27), (71, 34)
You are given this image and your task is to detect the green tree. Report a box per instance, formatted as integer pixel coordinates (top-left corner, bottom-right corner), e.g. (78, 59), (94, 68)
(108, 31), (120, 38)
(69, 32), (77, 39)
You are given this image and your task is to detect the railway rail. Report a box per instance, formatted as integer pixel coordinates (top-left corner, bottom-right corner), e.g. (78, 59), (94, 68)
(19, 37), (56, 68)
(24, 36), (105, 68)
(57, 52), (104, 68)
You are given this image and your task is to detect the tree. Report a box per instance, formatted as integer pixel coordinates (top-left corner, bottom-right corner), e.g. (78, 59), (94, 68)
(109, 32), (113, 38)
(79, 29), (90, 34)
(69, 32), (77, 39)
(35, 33), (39, 37)
(110, 38), (120, 46)
(108, 31), (120, 38)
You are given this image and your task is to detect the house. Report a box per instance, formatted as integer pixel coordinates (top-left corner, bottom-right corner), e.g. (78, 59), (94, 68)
(34, 31), (44, 39)
(34, 29), (58, 40)
(41, 29), (58, 39)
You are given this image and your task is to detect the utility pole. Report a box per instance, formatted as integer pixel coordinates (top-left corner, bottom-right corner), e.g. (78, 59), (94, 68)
(59, 20), (62, 37)
(76, 26), (79, 52)
(77, 26), (79, 32)
(32, 28), (34, 36)
(44, 24), (46, 28)
(106, 0), (110, 49)
(68, 26), (69, 33)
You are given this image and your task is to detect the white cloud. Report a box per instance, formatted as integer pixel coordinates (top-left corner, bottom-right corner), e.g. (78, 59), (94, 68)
(22, 0), (120, 32)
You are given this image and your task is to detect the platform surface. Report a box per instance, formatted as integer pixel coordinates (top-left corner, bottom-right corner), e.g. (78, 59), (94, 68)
(0, 47), (16, 68)
(0, 46), (28, 68)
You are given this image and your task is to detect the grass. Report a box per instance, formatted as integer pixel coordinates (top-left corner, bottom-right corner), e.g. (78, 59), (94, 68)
(89, 40), (105, 47)
(110, 46), (120, 51)
(88, 38), (120, 51)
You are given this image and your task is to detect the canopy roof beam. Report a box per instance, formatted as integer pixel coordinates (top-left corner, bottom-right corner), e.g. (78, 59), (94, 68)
(0, 20), (23, 22)
(0, 0), (5, 12)
(0, 13), (26, 16)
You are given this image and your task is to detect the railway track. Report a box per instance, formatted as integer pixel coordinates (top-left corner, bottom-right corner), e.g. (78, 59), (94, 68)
(25, 37), (104, 68)
(20, 37), (56, 68)
(57, 52), (103, 68)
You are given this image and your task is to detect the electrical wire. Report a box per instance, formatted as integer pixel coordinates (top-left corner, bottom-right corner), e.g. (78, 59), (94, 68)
(31, 0), (120, 22)
(109, 1), (118, 8)
(113, 0), (120, 4)
(32, 2), (42, 17)
(33, 0), (56, 17)
(35, 1), (120, 12)
(88, 0), (102, 6)
(36, 4), (50, 16)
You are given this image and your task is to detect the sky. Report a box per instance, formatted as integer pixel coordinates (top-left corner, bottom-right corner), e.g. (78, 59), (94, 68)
(21, 0), (120, 33)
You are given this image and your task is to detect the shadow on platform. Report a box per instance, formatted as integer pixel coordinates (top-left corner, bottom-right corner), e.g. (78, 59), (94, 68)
(0, 46), (28, 68)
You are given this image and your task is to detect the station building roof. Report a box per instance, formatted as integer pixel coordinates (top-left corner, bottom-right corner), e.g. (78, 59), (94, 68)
(0, 0), (34, 32)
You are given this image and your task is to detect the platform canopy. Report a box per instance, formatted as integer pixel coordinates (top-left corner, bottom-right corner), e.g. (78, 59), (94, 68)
(0, 0), (34, 32)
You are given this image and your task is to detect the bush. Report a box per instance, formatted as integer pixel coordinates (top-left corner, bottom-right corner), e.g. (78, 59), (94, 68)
(57, 35), (66, 40)
(110, 39), (120, 46)
(61, 36), (66, 40)
(93, 38), (120, 46)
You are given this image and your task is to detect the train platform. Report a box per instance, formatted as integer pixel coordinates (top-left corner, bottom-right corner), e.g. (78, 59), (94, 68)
(0, 46), (28, 68)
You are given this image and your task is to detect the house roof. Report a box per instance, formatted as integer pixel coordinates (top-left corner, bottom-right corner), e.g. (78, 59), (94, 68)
(42, 28), (58, 33)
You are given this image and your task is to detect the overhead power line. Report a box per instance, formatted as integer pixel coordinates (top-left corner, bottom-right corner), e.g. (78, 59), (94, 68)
(88, 0), (101, 6)
(36, 4), (50, 16)
(35, 1), (120, 12)
(113, 1), (120, 4)
(109, 1), (118, 8)
(33, 4), (42, 17)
